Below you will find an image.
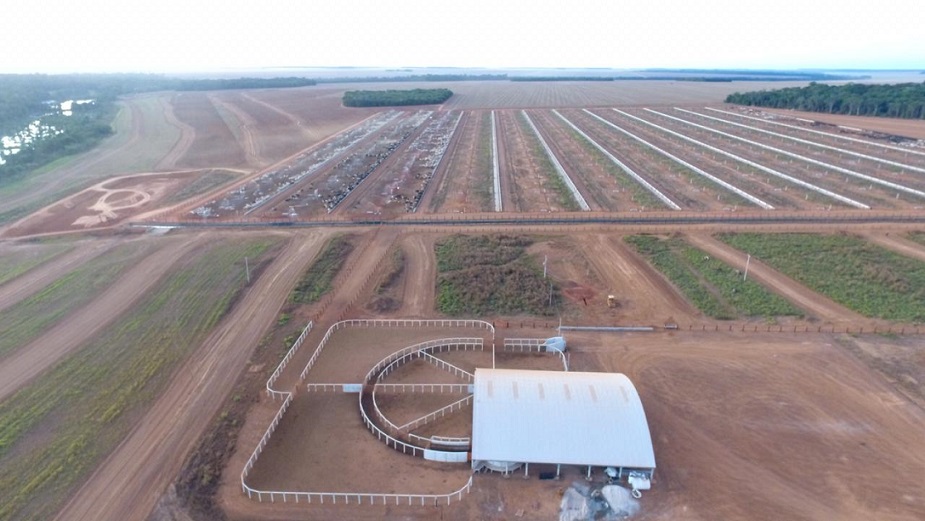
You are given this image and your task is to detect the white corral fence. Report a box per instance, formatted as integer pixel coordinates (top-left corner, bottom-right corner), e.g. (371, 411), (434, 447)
(243, 320), (488, 507)
(503, 338), (569, 371)
(375, 383), (472, 393)
(299, 319), (494, 382)
(399, 395), (473, 433)
(368, 338), (481, 450)
(266, 321), (313, 400)
(242, 474), (473, 505)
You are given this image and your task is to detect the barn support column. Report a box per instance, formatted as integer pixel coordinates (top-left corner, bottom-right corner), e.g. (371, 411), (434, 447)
(523, 462), (529, 478)
(586, 466), (592, 480)
(556, 464), (561, 478)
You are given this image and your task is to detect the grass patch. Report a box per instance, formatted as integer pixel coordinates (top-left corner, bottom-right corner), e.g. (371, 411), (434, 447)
(906, 231), (925, 248)
(0, 243), (72, 288)
(0, 236), (279, 520)
(435, 235), (559, 316)
(367, 247), (406, 313)
(163, 169), (238, 206)
(626, 235), (803, 320)
(477, 112), (494, 211)
(289, 235), (354, 304)
(0, 241), (151, 359)
(718, 232), (925, 321)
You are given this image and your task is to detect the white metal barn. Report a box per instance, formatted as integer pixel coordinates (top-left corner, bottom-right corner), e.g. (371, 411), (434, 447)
(471, 368), (655, 485)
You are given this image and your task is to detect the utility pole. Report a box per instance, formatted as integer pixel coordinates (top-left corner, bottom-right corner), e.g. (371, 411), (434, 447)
(245, 257), (251, 283)
(743, 254), (751, 281)
(543, 255), (548, 278)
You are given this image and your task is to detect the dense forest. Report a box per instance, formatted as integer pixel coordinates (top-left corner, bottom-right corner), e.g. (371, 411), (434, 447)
(342, 88), (453, 107)
(0, 74), (316, 181)
(726, 82), (925, 119)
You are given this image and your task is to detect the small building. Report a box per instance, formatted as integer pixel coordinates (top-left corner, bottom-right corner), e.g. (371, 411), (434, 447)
(471, 368), (655, 486)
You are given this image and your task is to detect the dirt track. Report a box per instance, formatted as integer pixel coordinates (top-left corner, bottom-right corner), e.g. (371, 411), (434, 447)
(0, 234), (204, 401)
(397, 233), (436, 317)
(683, 233), (866, 323)
(0, 239), (115, 313)
(54, 231), (326, 521)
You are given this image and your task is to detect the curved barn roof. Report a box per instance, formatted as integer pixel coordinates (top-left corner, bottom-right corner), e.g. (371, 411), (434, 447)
(471, 368), (656, 469)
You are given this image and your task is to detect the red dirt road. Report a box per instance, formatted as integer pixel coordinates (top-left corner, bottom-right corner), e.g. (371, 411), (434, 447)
(54, 231), (326, 521)
(396, 233), (436, 317)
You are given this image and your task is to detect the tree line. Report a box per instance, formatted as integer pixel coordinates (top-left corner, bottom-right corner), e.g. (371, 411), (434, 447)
(726, 82), (925, 119)
(343, 88), (453, 107)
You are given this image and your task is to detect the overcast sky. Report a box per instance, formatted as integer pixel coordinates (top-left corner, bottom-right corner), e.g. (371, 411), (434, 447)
(3, 0), (923, 73)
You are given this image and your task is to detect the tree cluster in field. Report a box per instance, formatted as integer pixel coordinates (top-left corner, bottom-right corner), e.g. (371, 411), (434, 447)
(726, 82), (925, 119)
(343, 89), (453, 107)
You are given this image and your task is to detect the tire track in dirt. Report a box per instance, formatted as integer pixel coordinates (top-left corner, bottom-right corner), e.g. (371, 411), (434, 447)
(155, 95), (196, 171)
(862, 232), (925, 263)
(53, 231), (325, 521)
(684, 233), (865, 323)
(0, 233), (205, 401)
(209, 94), (261, 167)
(240, 92), (303, 128)
(579, 233), (696, 323)
(0, 239), (117, 313)
(397, 233), (436, 317)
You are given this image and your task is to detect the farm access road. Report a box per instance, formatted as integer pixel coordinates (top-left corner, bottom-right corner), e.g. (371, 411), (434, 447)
(54, 231), (326, 521)
(0, 234), (204, 401)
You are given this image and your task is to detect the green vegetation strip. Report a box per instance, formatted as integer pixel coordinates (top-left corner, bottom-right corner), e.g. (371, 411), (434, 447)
(342, 88), (453, 107)
(906, 231), (925, 248)
(564, 125), (664, 209)
(289, 235), (354, 304)
(0, 237), (279, 521)
(626, 235), (802, 320)
(718, 233), (925, 321)
(518, 113), (580, 211)
(0, 243), (71, 288)
(435, 235), (559, 316)
(0, 242), (150, 359)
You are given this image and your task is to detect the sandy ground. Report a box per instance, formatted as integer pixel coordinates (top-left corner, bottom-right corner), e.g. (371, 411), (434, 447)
(755, 107), (925, 140)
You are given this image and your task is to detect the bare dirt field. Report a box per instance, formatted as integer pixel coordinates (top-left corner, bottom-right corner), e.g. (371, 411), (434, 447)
(3, 81), (925, 521)
(753, 106), (925, 141)
(2, 169), (240, 236)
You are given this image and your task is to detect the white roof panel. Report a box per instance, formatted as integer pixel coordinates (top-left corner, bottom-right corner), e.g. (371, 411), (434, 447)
(471, 368), (655, 469)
